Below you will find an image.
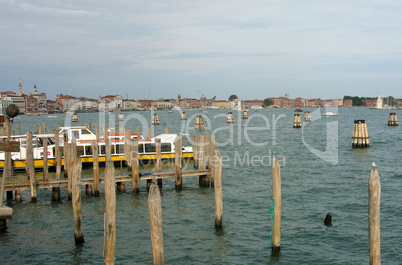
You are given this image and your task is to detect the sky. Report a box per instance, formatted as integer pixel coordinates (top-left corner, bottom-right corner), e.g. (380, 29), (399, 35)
(1, 0), (402, 101)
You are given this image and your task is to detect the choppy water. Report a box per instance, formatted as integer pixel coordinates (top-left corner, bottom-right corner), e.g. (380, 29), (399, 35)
(1, 107), (401, 264)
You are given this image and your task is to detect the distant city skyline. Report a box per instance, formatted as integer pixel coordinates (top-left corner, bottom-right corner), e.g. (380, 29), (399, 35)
(1, 1), (402, 100)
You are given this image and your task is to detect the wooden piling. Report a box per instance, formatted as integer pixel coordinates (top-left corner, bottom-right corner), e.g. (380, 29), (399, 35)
(15, 190), (22, 202)
(271, 157), (281, 254)
(148, 128), (151, 140)
(164, 128), (169, 134)
(210, 136), (216, 187)
(42, 122), (46, 134)
(42, 137), (48, 181)
(104, 159), (116, 265)
(148, 184), (165, 265)
(192, 135), (198, 168)
(72, 154), (85, 245)
(293, 114), (301, 128)
(26, 132), (37, 202)
(175, 134), (183, 190)
(18, 123), (21, 135)
(369, 165), (381, 265)
(155, 138), (162, 188)
(87, 121), (92, 131)
(91, 141), (100, 196)
(53, 131), (61, 201)
(213, 150), (223, 228)
(137, 127), (141, 139)
(95, 126), (100, 141)
(132, 138), (140, 193)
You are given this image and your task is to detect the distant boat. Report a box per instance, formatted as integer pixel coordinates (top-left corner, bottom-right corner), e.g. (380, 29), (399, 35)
(294, 108), (303, 112)
(322, 112), (339, 116)
(250, 105), (263, 109)
(47, 115), (58, 118)
(26, 113), (40, 116)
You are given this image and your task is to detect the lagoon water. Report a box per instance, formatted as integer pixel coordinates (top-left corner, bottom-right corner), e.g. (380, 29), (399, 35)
(1, 107), (401, 264)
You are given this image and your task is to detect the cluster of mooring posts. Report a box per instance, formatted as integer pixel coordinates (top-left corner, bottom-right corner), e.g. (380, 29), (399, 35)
(304, 111), (311, 122)
(227, 112), (234, 123)
(388, 113), (398, 126)
(242, 110), (248, 119)
(118, 113), (124, 121)
(72, 113), (78, 122)
(152, 114), (159, 125)
(293, 114), (302, 128)
(195, 115), (205, 129)
(352, 120), (369, 148)
(0, 121), (223, 264)
(180, 112), (186, 120)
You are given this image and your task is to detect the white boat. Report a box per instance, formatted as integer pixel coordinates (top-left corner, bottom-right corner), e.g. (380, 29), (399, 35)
(47, 115), (58, 118)
(250, 105), (263, 109)
(322, 112), (340, 116)
(0, 126), (194, 170)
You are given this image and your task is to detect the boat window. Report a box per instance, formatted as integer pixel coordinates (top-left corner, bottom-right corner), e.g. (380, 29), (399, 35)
(47, 137), (55, 145)
(110, 144), (115, 155)
(100, 145), (105, 155)
(161, 143), (171, 152)
(81, 129), (92, 135)
(37, 138), (43, 147)
(85, 146), (92, 156)
(138, 144), (144, 153)
(115, 144), (124, 154)
(145, 143), (156, 153)
(71, 130), (80, 140)
(77, 146), (84, 156)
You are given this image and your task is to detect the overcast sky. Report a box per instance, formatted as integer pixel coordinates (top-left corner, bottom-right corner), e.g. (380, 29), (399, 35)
(1, 0), (401, 100)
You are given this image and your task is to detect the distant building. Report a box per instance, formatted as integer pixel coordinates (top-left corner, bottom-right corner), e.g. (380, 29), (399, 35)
(18, 80), (25, 95)
(3, 94), (26, 114)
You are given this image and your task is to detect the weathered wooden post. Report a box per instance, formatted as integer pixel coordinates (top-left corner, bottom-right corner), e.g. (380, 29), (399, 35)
(87, 121), (92, 131)
(155, 138), (162, 188)
(132, 138), (140, 193)
(52, 130), (61, 201)
(210, 136), (216, 187)
(72, 153), (85, 245)
(175, 134), (183, 190)
(164, 128), (169, 134)
(104, 158), (116, 265)
(181, 112), (186, 120)
(148, 184), (165, 265)
(42, 137), (48, 181)
(90, 141), (100, 196)
(18, 122), (21, 135)
(95, 126), (100, 141)
(271, 157), (281, 254)
(26, 131), (37, 202)
(148, 128), (151, 140)
(192, 135), (198, 168)
(137, 127), (141, 139)
(213, 150), (223, 228)
(293, 114), (301, 128)
(42, 122), (46, 134)
(369, 163), (381, 265)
